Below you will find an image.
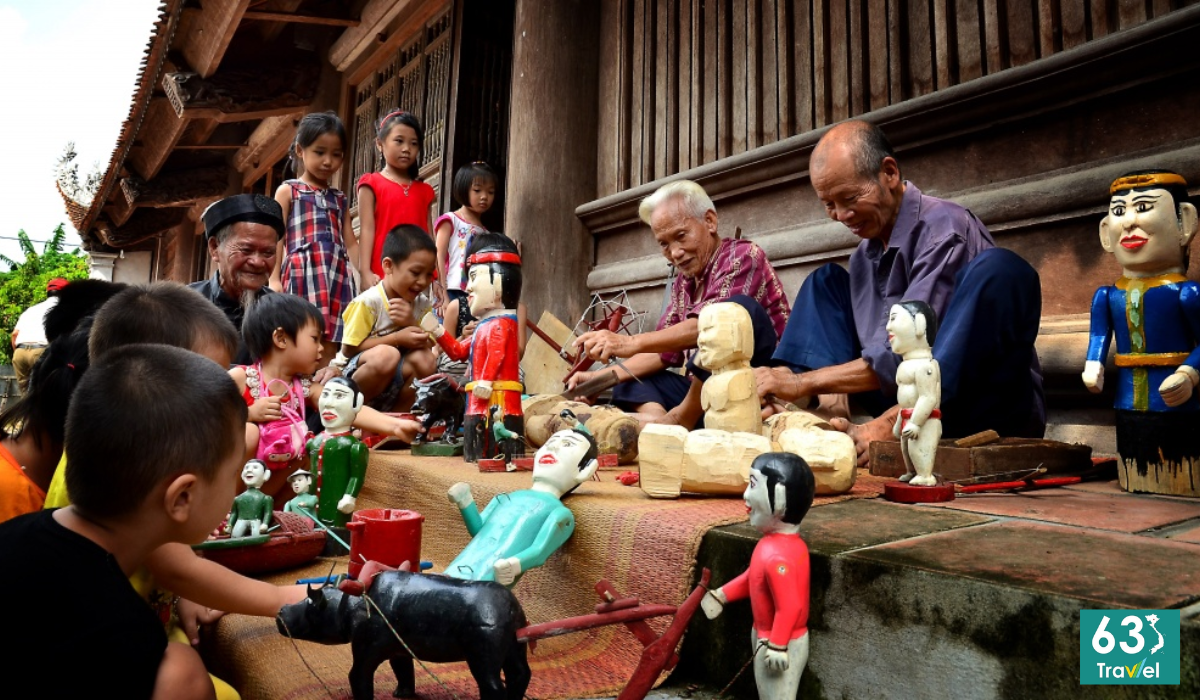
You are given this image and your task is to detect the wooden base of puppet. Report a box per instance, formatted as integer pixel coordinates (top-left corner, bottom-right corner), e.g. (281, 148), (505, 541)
(884, 481), (956, 503)
(464, 413), (525, 464)
(411, 441), (465, 457)
(1115, 410), (1200, 497)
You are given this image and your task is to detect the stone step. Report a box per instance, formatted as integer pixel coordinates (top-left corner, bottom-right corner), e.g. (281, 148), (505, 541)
(669, 487), (1200, 699)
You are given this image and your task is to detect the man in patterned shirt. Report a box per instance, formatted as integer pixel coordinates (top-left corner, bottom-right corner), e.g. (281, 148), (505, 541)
(570, 180), (790, 422)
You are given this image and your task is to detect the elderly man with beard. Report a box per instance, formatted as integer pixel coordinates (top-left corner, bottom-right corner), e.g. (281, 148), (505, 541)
(191, 194), (283, 365)
(191, 194), (408, 421)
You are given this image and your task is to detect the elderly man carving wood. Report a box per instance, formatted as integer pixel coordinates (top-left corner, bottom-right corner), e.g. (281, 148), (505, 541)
(758, 120), (1045, 465)
(569, 180), (790, 422)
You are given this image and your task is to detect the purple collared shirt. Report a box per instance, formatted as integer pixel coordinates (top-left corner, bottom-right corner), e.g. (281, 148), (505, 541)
(657, 237), (790, 366)
(850, 182), (994, 391)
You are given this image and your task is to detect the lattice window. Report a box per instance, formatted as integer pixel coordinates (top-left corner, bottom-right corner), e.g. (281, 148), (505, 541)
(348, 9), (452, 208)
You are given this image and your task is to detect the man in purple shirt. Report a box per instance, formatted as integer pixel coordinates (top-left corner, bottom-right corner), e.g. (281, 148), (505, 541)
(571, 180), (790, 420)
(758, 120), (1044, 464)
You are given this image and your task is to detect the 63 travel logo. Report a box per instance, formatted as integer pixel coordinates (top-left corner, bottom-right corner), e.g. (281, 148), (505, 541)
(1080, 609), (1180, 684)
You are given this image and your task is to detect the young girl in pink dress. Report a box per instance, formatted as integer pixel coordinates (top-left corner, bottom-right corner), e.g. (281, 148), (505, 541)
(271, 111), (358, 355)
(356, 111), (437, 290)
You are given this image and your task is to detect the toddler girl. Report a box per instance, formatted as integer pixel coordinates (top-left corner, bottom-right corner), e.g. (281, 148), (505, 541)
(229, 294), (325, 500)
(357, 111), (436, 289)
(271, 111), (358, 357)
(434, 162), (497, 309)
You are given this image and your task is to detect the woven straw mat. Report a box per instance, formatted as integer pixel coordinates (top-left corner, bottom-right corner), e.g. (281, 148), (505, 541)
(207, 452), (885, 699)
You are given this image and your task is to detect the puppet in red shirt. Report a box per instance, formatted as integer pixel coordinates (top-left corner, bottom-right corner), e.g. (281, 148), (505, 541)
(422, 233), (524, 462)
(702, 452), (815, 699)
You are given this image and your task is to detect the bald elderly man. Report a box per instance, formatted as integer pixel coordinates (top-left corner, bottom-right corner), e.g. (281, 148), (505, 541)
(757, 120), (1044, 464)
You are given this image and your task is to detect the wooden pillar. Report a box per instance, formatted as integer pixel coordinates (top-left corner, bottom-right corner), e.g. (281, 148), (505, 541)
(505, 0), (599, 328)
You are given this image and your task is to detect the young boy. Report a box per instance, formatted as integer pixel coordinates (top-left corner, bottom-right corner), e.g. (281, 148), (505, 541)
(331, 224), (439, 410)
(0, 345), (248, 699)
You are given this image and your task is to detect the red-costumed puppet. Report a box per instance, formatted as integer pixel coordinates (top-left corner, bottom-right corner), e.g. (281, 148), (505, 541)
(422, 233), (523, 462)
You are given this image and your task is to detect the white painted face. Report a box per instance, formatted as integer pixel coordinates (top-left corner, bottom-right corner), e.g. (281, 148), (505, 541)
(744, 467), (781, 533)
(886, 304), (920, 356)
(1101, 188), (1191, 275)
(289, 473), (312, 495)
(319, 381), (359, 431)
(466, 264), (503, 317)
(241, 460), (268, 489)
(532, 430), (593, 495)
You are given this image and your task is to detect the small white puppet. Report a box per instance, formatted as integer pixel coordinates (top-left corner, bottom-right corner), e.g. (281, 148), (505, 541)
(226, 459), (273, 537)
(887, 300), (942, 487)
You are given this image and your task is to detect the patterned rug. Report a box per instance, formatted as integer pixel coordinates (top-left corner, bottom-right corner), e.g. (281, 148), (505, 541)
(206, 452), (886, 699)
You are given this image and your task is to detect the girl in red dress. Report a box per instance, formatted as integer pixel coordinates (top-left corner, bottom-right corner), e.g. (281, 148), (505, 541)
(356, 111), (437, 294)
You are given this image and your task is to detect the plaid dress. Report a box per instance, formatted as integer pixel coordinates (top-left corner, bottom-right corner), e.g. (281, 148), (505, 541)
(281, 180), (356, 343)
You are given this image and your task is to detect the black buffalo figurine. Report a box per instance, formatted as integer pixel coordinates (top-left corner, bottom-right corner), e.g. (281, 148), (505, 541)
(277, 570), (530, 700)
(411, 373), (465, 444)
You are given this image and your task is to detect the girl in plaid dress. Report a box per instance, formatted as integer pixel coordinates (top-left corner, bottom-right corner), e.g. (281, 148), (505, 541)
(271, 112), (359, 356)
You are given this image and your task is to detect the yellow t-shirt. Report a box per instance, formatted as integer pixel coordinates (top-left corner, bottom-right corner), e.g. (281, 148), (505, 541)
(341, 282), (432, 349)
(42, 452), (69, 509)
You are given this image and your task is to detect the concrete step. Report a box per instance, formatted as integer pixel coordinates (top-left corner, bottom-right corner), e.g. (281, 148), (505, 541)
(667, 483), (1200, 699)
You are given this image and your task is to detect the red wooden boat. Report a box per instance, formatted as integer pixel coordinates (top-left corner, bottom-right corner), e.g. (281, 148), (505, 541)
(194, 510), (325, 575)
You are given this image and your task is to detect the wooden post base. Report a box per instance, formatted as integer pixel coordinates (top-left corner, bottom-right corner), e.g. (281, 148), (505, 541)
(884, 481), (956, 503)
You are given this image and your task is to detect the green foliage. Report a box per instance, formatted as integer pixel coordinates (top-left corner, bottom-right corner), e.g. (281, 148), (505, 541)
(0, 226), (91, 364)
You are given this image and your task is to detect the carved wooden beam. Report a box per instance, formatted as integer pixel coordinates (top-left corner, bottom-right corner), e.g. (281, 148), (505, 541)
(120, 166), (230, 208)
(177, 0), (252, 79)
(330, 0), (423, 72)
(163, 62), (320, 122)
(97, 208), (189, 248)
(126, 99), (189, 181)
(234, 114), (298, 184)
(243, 10), (360, 27)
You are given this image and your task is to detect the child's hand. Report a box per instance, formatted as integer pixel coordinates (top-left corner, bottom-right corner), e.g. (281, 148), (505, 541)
(177, 598), (225, 646)
(460, 319), (478, 339)
(387, 297), (414, 326)
(385, 417), (425, 443)
(248, 395), (283, 423)
(394, 327), (433, 349)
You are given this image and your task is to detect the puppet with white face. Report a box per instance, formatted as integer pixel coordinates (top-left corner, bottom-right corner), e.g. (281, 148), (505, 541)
(422, 233), (524, 463)
(701, 453), (814, 700)
(887, 300), (942, 487)
(227, 459), (273, 538)
(444, 428), (599, 587)
(306, 377), (368, 527)
(1084, 170), (1200, 495)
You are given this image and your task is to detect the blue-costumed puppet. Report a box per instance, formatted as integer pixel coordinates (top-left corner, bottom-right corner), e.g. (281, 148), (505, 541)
(442, 428), (599, 587)
(1084, 170), (1200, 496)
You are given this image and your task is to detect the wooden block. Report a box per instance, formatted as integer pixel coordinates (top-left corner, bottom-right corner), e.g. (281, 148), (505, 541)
(778, 428), (857, 495)
(954, 430), (1000, 448)
(638, 424), (689, 499)
(763, 410), (833, 442)
(521, 311), (576, 396)
(869, 438), (1093, 481)
(681, 430), (771, 496)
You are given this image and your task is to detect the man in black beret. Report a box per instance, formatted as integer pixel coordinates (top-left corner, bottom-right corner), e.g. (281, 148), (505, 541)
(189, 194), (285, 364)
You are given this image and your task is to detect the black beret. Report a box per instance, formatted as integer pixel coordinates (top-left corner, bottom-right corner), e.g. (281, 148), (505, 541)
(202, 194), (285, 239)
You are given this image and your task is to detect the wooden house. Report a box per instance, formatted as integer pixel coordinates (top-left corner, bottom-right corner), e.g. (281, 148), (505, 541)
(62, 1), (1200, 444)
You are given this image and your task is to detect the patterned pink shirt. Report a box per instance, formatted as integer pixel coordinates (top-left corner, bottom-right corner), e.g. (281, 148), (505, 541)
(657, 237), (790, 366)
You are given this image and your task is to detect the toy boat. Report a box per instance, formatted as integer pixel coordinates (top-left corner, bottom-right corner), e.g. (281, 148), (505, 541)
(193, 510), (325, 575)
